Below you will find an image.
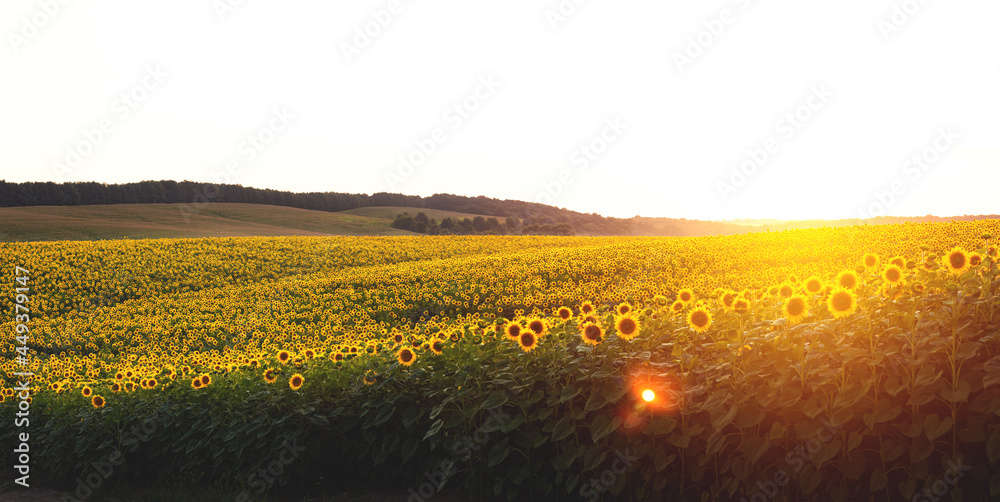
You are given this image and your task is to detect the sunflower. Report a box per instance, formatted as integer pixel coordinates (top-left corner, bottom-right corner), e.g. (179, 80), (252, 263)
(969, 252), (983, 268)
(911, 282), (926, 294)
(804, 276), (823, 295)
(615, 314), (640, 341)
(882, 264), (903, 286)
(81, 386), (92, 397)
(719, 291), (737, 310)
(282, 373), (302, 391)
(526, 318), (548, 337)
(580, 301), (595, 315)
(863, 253), (880, 269)
(504, 321), (522, 341)
(363, 371), (377, 386)
(114, 371), (124, 381)
(670, 300), (685, 314)
(733, 299), (749, 313)
(392, 333), (404, 344)
(943, 247), (970, 275)
(653, 295), (669, 307)
(615, 302), (633, 316)
(677, 289), (694, 304)
(518, 331), (538, 352)
(890, 256), (906, 269)
(111, 382), (121, 393)
(277, 350), (291, 364)
(687, 307), (712, 333)
(579, 322), (603, 346)
(783, 295), (809, 324)
(332, 352), (344, 362)
(557, 307), (573, 321)
(264, 369), (277, 383)
(430, 338), (445, 355)
(200, 374), (211, 387)
(91, 395), (105, 408)
(397, 347), (416, 366)
(191, 377), (203, 389)
(836, 271), (859, 291)
(777, 283), (794, 299)
(580, 314), (599, 325)
(304, 349), (315, 359)
(827, 288), (857, 318)
(146, 378), (157, 390)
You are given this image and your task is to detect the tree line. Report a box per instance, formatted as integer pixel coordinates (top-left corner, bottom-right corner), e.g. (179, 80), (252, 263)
(0, 180), (639, 235)
(390, 212), (574, 235)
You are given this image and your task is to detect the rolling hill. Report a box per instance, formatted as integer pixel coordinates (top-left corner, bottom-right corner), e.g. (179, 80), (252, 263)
(0, 203), (417, 242)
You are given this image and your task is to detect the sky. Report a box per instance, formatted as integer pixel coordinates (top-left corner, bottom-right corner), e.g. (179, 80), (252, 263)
(1, 1), (998, 221)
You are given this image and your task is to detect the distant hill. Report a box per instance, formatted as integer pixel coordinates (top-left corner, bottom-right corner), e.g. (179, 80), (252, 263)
(0, 179), (753, 237)
(0, 203), (416, 242)
(722, 215), (1000, 232)
(1, 180), (997, 240)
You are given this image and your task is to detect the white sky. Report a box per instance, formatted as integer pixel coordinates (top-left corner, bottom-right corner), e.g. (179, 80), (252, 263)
(1, 0), (998, 221)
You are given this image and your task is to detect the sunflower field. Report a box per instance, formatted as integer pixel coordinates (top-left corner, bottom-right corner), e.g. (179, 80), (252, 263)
(1, 220), (999, 501)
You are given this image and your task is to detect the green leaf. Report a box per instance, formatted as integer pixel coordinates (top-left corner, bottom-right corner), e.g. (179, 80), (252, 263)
(590, 414), (623, 442)
(479, 390), (507, 411)
(551, 416), (575, 442)
(424, 419), (443, 440)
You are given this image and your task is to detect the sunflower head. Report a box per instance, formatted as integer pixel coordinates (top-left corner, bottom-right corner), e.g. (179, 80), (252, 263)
(527, 318), (548, 337)
(557, 307), (573, 321)
(882, 264), (903, 286)
(579, 322), (603, 346)
(82, 386), (92, 397)
(836, 271), (859, 291)
(615, 314), (640, 341)
(289, 374), (304, 391)
(615, 302), (633, 316)
(687, 308), (712, 333)
(827, 288), (857, 319)
(863, 253), (880, 269)
(783, 295), (809, 324)
(733, 299), (749, 313)
(264, 369), (277, 383)
(677, 289), (694, 304)
(778, 283), (794, 299)
(430, 338), (445, 355)
(277, 350), (291, 364)
(670, 300), (685, 313)
(804, 276), (823, 295)
(943, 247), (970, 275)
(580, 301), (595, 315)
(91, 395), (105, 408)
(720, 291), (737, 310)
(504, 321), (522, 341)
(397, 348), (416, 366)
(518, 331), (538, 352)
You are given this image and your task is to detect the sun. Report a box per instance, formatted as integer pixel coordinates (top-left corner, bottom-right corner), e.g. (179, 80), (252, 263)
(641, 389), (655, 402)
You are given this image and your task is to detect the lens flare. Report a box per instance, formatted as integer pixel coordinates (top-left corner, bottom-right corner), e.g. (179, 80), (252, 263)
(642, 389), (655, 402)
